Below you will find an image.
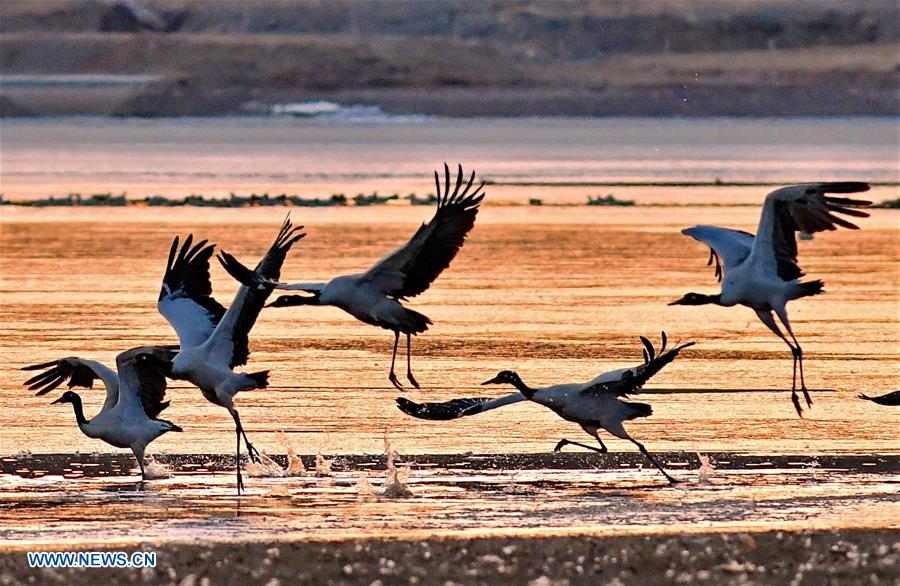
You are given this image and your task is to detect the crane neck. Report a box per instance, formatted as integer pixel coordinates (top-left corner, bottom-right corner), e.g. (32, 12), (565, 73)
(701, 293), (723, 305)
(508, 374), (536, 399)
(68, 394), (89, 428)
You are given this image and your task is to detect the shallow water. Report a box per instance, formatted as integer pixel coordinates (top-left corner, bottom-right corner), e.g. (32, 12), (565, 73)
(2, 206), (898, 457)
(0, 118), (898, 546)
(1, 453), (898, 547)
(1, 117), (898, 203)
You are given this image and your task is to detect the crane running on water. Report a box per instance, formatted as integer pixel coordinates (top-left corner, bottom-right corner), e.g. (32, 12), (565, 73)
(669, 182), (871, 417)
(22, 346), (181, 482)
(157, 217), (304, 493)
(230, 163), (484, 391)
(398, 333), (693, 485)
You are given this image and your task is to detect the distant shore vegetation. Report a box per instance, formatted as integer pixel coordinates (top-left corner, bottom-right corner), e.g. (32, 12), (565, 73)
(0, 191), (432, 208)
(1, 192), (897, 209)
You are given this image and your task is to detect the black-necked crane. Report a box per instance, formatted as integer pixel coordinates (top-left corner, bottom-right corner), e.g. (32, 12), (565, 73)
(22, 346), (182, 482)
(227, 164), (484, 391)
(398, 333), (693, 485)
(669, 182), (872, 417)
(157, 217), (304, 493)
(858, 391), (900, 406)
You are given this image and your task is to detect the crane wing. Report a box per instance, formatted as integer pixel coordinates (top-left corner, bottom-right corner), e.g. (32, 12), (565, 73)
(749, 182), (871, 280)
(395, 392), (524, 421)
(581, 333), (694, 398)
(157, 235), (226, 349)
(210, 217), (305, 368)
(22, 357), (118, 397)
(681, 226), (755, 282)
(858, 390), (900, 406)
(115, 346), (178, 420)
(361, 163), (484, 298)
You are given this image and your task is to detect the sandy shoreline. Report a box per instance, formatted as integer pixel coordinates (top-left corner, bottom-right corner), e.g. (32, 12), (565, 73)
(1, 530), (897, 585)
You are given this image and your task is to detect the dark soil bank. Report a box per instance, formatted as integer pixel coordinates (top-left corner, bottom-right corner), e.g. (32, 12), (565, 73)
(2, 0), (897, 117)
(2, 530), (898, 585)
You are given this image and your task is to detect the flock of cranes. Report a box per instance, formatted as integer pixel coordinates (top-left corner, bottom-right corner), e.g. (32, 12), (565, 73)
(23, 164), (887, 492)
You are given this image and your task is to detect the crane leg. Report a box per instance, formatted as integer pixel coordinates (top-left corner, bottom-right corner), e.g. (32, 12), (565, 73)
(405, 333), (420, 389)
(134, 447), (147, 486)
(388, 330), (404, 391)
(776, 308), (812, 408)
(243, 432), (261, 463)
(235, 425), (245, 495)
(589, 429), (608, 453)
(629, 437), (678, 485)
(554, 438), (607, 453)
(233, 409), (260, 463)
(755, 309), (804, 417)
(230, 411), (247, 494)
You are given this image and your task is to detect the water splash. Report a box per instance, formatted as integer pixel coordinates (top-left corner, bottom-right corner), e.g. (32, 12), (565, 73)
(355, 475), (376, 501)
(244, 452), (287, 477)
(698, 453), (715, 484)
(276, 431), (306, 476)
(806, 457), (821, 481)
(268, 484), (291, 497)
(242, 432), (309, 478)
(315, 452), (333, 477)
(382, 432), (412, 499)
(143, 456), (173, 480)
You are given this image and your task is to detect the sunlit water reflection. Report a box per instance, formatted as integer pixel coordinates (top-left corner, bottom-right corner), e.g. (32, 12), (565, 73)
(2, 207), (897, 458)
(1, 453), (898, 547)
(1, 120), (898, 545)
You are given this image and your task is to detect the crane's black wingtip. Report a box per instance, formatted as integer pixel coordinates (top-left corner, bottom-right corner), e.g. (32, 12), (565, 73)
(823, 181), (870, 194)
(396, 396), (451, 420)
(217, 250), (260, 287)
(856, 390), (900, 405)
(395, 397), (419, 416)
(24, 368), (59, 386)
(21, 360), (59, 371)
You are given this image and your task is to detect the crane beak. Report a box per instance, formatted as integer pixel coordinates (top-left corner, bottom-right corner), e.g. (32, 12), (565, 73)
(481, 376), (502, 385)
(266, 293), (319, 309)
(668, 298), (686, 306)
(51, 396), (65, 405)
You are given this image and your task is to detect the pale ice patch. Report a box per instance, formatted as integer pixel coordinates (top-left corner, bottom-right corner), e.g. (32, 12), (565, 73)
(271, 101), (342, 116)
(270, 101), (430, 123)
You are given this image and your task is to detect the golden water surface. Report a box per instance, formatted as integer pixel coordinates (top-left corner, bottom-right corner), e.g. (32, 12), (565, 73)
(0, 117), (897, 545)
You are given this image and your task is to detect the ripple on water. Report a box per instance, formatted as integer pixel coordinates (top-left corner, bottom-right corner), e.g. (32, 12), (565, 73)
(1, 453), (897, 546)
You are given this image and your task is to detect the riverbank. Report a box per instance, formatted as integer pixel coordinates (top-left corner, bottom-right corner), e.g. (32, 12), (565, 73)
(2, 530), (897, 585)
(2, 0), (897, 118)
